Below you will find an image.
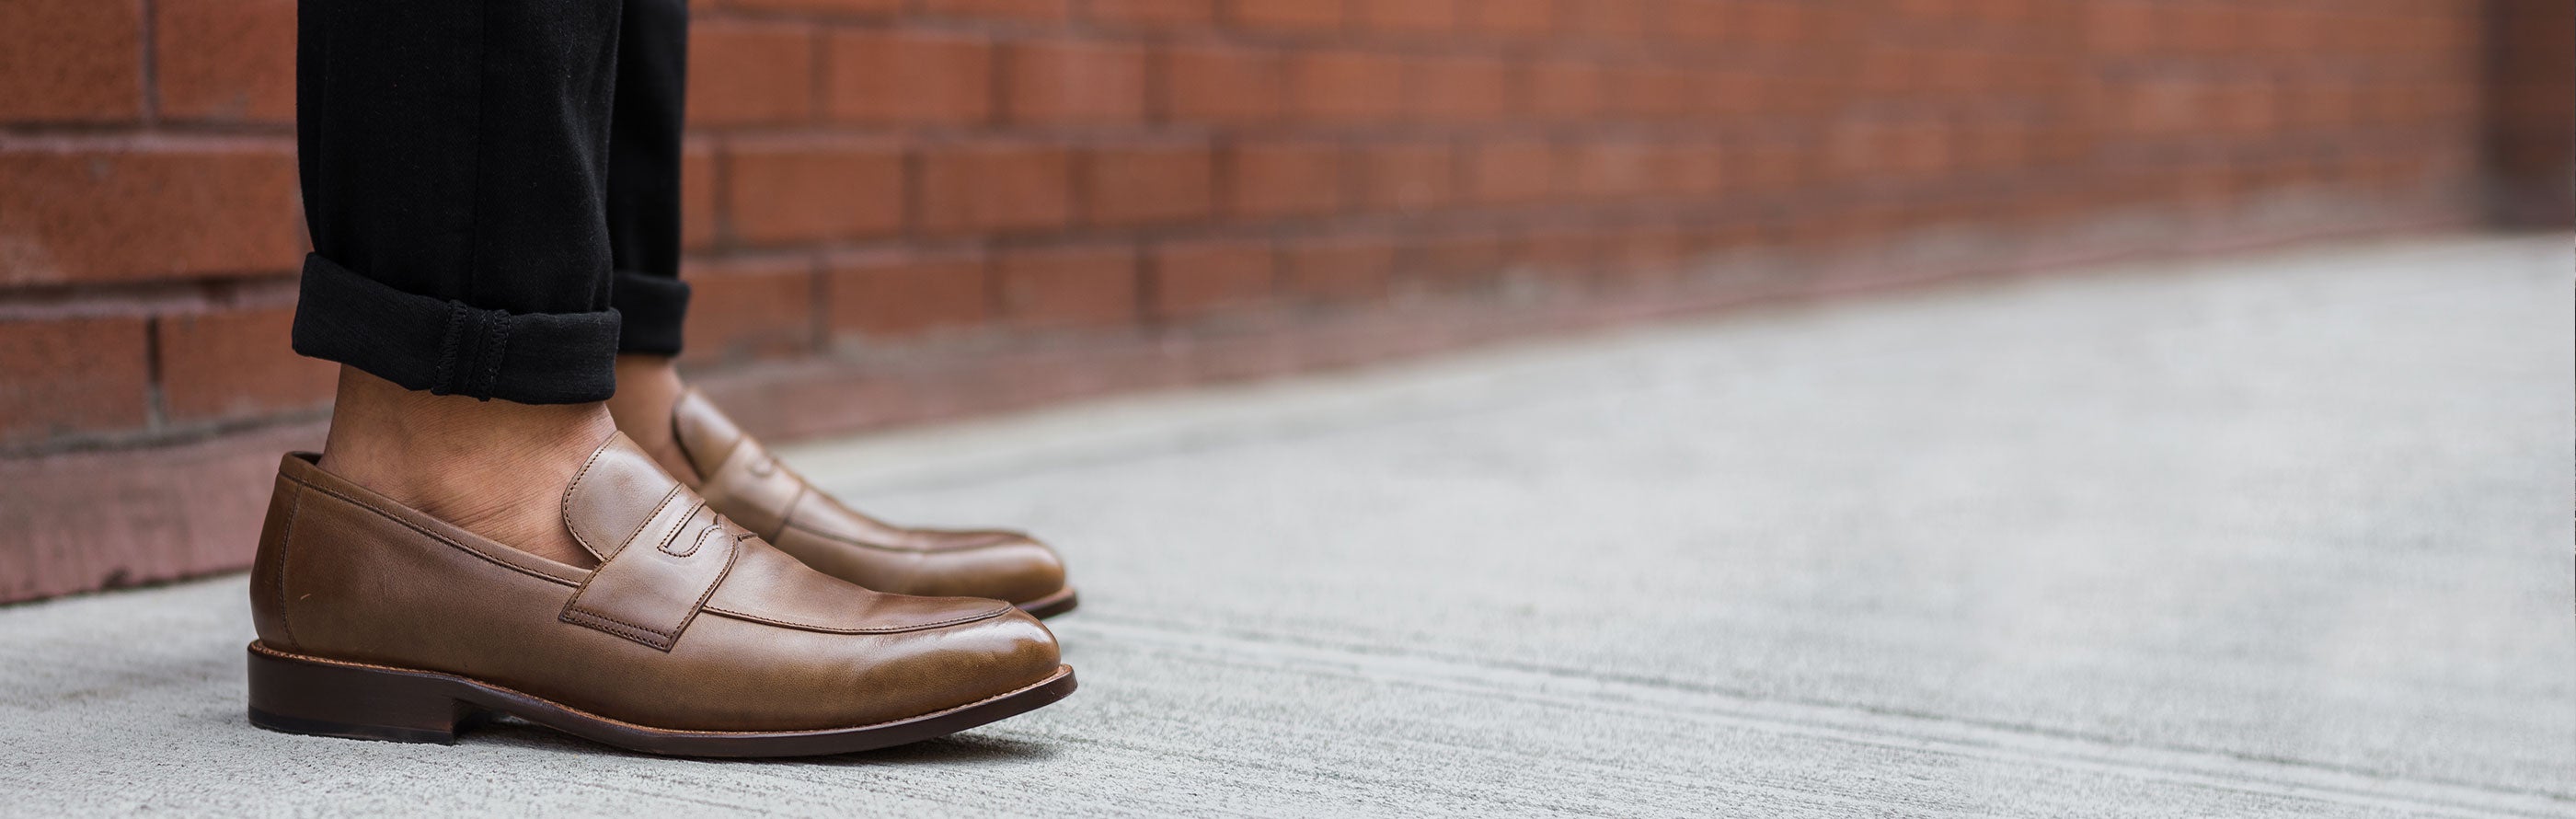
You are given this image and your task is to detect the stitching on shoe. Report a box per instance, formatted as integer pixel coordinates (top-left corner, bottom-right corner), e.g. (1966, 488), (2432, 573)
(273, 478), (305, 650)
(563, 603), (680, 640)
(718, 439), (796, 541)
(559, 549), (684, 644)
(700, 604), (1012, 635)
(666, 519), (720, 559)
(283, 474), (577, 589)
(781, 519), (952, 555)
(769, 482), (807, 543)
(604, 486), (684, 561)
(562, 609), (674, 646)
(560, 585), (684, 647)
(663, 537), (741, 647)
(561, 503), (730, 651)
(666, 395), (709, 484)
(650, 501), (707, 557)
(562, 441), (614, 560)
(282, 473), (1000, 638)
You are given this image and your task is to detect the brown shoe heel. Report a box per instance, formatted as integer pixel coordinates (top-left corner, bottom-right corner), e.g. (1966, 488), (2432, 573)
(247, 642), (478, 744)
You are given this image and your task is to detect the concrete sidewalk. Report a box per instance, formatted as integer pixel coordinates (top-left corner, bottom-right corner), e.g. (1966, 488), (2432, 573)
(2, 236), (2569, 817)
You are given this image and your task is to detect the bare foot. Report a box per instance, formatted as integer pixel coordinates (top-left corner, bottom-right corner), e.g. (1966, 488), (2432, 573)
(604, 353), (698, 486)
(316, 367), (615, 568)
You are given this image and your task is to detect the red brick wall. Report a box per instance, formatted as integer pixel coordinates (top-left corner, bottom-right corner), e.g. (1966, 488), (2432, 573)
(2485, 0), (2575, 227)
(0, 0), (2559, 601)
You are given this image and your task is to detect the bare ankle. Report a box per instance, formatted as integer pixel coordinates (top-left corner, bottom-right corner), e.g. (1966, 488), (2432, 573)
(605, 353), (696, 485)
(317, 367), (615, 568)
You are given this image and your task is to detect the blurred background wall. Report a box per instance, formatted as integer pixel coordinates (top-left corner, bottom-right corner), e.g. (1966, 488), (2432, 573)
(1, 0), (2568, 602)
(2486, 0), (2575, 227)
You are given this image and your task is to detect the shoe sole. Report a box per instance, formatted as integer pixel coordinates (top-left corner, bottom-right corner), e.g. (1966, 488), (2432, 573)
(1017, 586), (1079, 619)
(245, 642), (1076, 757)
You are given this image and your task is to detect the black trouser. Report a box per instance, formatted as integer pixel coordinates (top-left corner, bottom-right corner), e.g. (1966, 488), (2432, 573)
(291, 0), (691, 405)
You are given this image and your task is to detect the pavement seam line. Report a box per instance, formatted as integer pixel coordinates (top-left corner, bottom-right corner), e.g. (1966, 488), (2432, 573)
(1062, 617), (2573, 819)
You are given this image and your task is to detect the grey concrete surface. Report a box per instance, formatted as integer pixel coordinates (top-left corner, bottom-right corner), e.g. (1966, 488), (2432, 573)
(2, 236), (2570, 817)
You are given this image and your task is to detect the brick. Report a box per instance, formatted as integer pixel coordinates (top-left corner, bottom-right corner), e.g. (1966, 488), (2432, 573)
(1813, 121), (1895, 181)
(0, 422), (316, 604)
(1279, 232), (1394, 303)
(922, 0), (1073, 20)
(1286, 50), (1407, 123)
(826, 29), (993, 126)
(680, 257), (819, 363)
(0, 317), (148, 444)
(1734, 0), (1805, 44)
(825, 249), (990, 340)
(1003, 40), (1149, 125)
(1405, 229), (1507, 290)
(1610, 65), (1696, 121)
(1558, 139), (1656, 200)
(1231, 0), (1343, 31)
(0, 0), (142, 122)
(687, 21), (816, 126)
(155, 305), (332, 423)
(2124, 77), (2205, 136)
(1352, 141), (1454, 212)
(1951, 122), (2024, 174)
(1516, 226), (1600, 278)
(1460, 137), (1553, 204)
(1084, 143), (1214, 226)
(723, 138), (905, 245)
(1409, 55), (1511, 122)
(154, 0), (293, 123)
(1663, 0), (1731, 41)
(722, 0), (903, 13)
(995, 245), (1139, 328)
(1223, 139), (1343, 218)
(681, 143), (718, 251)
(1656, 141), (1727, 197)
(1163, 43), (1283, 125)
(1353, 0), (1457, 34)
(1087, 0), (1217, 27)
(1710, 71), (1773, 119)
(0, 145), (303, 285)
(1465, 0), (1554, 36)
(1856, 50), (1910, 98)
(1524, 59), (1603, 120)
(918, 142), (1075, 234)
(1562, 0), (1651, 40)
(1150, 238), (1274, 319)
(1598, 224), (1687, 284)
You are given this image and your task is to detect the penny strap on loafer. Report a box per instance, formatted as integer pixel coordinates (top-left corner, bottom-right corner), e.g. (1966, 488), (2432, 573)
(696, 430), (804, 542)
(562, 492), (743, 651)
(560, 439), (750, 651)
(672, 389), (986, 552)
(668, 389), (1073, 606)
(673, 391), (810, 542)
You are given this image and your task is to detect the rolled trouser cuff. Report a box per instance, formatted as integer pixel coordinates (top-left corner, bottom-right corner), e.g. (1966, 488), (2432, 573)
(291, 253), (623, 404)
(612, 270), (690, 356)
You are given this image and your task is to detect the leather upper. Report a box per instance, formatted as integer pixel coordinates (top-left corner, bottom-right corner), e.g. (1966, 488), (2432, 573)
(671, 389), (1068, 603)
(247, 433), (1061, 732)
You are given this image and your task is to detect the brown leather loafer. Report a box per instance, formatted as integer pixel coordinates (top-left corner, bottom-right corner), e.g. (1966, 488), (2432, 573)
(244, 433), (1075, 756)
(663, 388), (1078, 618)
